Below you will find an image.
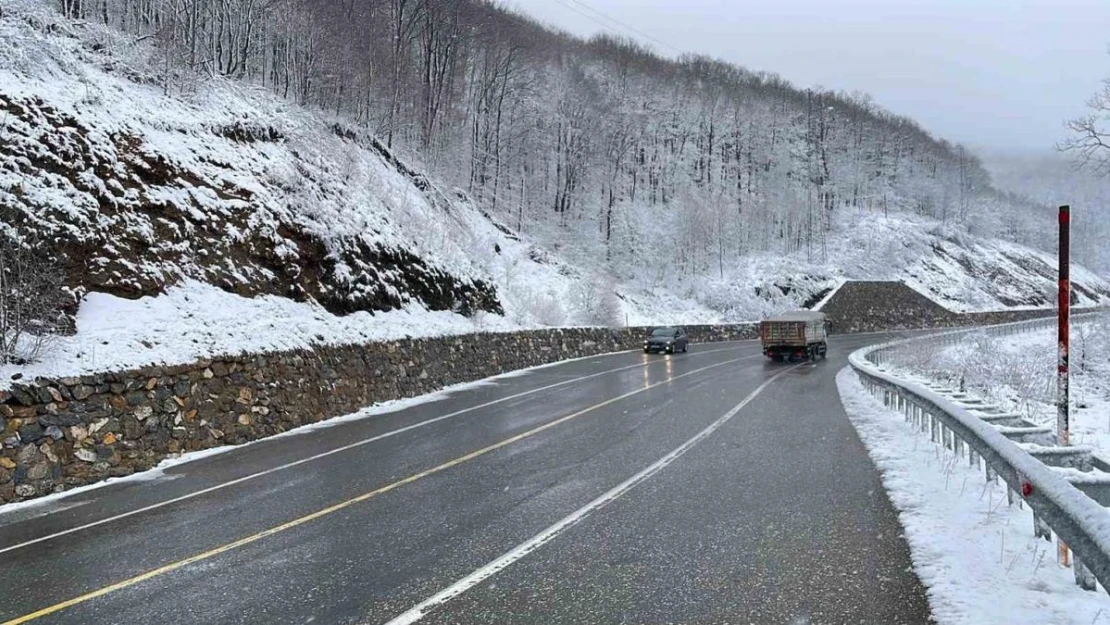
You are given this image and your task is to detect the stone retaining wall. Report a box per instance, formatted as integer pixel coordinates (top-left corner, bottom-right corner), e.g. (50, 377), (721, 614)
(0, 307), (1077, 506)
(0, 324), (756, 504)
(820, 281), (957, 333)
(818, 281), (1081, 334)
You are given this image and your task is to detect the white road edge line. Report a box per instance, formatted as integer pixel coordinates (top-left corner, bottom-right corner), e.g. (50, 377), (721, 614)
(382, 363), (800, 625)
(0, 345), (751, 555)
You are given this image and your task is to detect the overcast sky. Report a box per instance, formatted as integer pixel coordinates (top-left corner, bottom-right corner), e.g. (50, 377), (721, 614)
(503, 0), (1110, 156)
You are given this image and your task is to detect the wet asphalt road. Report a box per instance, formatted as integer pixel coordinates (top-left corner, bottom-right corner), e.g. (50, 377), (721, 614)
(0, 335), (932, 625)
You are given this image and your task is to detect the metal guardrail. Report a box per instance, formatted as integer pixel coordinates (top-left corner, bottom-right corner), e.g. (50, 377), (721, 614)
(849, 312), (1110, 594)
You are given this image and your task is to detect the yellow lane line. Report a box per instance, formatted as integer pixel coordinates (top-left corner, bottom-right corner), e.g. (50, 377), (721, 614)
(2, 355), (747, 625)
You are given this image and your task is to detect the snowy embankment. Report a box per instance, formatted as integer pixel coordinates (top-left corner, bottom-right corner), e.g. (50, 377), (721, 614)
(837, 368), (1110, 624)
(886, 315), (1110, 457)
(0, 276), (726, 391)
(685, 210), (1110, 322)
(0, 281), (525, 388)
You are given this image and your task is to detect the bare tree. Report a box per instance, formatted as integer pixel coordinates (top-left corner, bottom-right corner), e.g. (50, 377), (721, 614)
(0, 238), (66, 366)
(1060, 79), (1110, 174)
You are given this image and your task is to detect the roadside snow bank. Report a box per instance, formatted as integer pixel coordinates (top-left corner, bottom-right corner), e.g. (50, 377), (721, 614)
(0, 280), (518, 390)
(837, 367), (1110, 624)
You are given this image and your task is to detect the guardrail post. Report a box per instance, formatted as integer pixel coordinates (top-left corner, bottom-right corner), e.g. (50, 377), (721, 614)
(1075, 557), (1097, 591)
(969, 448), (979, 469)
(1034, 513), (1052, 541)
(986, 463), (997, 484)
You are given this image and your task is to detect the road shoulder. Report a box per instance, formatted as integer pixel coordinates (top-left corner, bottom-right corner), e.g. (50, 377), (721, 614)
(836, 367), (1108, 625)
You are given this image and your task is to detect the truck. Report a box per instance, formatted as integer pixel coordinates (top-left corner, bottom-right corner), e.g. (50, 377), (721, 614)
(759, 311), (829, 362)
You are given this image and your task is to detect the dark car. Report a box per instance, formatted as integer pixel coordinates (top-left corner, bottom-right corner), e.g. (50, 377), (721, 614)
(643, 327), (688, 354)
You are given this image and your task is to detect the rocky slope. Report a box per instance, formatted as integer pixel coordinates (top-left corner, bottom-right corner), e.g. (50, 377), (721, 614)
(0, 7), (502, 320)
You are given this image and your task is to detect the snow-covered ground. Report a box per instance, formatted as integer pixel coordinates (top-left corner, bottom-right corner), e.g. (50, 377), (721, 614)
(885, 315), (1110, 458)
(837, 368), (1110, 624)
(0, 281), (522, 387)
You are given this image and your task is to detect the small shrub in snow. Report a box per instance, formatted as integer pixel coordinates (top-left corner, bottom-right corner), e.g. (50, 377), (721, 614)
(1074, 313), (1110, 375)
(499, 273), (564, 327)
(528, 292), (565, 327)
(569, 276), (621, 327)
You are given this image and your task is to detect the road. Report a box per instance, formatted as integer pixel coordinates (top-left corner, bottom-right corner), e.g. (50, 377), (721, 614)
(0, 334), (932, 625)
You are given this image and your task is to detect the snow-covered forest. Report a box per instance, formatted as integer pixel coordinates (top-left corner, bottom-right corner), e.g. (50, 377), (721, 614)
(51, 0), (1061, 277)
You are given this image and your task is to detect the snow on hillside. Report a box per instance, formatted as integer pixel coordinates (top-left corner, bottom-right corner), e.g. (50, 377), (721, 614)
(1, 0), (1107, 387)
(0, 0), (725, 383)
(0, 0), (507, 317)
(836, 211), (1110, 313)
(982, 151), (1110, 276)
(684, 211), (1110, 322)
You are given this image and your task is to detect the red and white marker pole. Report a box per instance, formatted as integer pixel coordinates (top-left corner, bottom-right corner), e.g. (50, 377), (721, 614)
(1058, 205), (1071, 567)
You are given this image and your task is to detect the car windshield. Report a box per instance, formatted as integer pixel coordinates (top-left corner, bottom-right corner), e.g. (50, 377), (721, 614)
(651, 328), (676, 337)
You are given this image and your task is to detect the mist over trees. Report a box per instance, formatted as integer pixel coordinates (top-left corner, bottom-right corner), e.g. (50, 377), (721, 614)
(1054, 57), (1110, 275)
(59, 0), (1051, 282)
(986, 153), (1110, 276)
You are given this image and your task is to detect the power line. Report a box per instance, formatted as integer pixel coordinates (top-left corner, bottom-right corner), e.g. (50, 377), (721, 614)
(564, 0), (681, 53)
(547, 0), (682, 56)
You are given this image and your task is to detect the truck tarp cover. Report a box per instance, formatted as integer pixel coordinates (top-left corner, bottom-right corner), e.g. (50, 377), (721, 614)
(760, 312), (827, 347)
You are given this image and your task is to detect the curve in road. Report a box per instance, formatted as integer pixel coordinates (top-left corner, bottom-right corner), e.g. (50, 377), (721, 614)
(0, 335), (931, 625)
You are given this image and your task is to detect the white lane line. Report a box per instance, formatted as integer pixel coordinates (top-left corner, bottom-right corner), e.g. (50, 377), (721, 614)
(383, 364), (799, 625)
(0, 345), (754, 555)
